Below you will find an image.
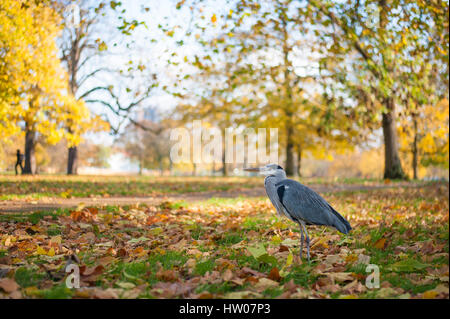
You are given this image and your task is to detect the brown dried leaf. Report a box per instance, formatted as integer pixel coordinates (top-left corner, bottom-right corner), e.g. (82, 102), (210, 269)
(374, 238), (387, 249)
(222, 269), (233, 281)
(268, 267), (282, 282)
(255, 278), (279, 290)
(92, 288), (119, 299)
(156, 269), (179, 282)
(0, 278), (19, 293)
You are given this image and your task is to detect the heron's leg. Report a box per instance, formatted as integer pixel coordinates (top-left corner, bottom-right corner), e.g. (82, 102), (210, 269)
(297, 222), (304, 260)
(299, 222), (310, 262)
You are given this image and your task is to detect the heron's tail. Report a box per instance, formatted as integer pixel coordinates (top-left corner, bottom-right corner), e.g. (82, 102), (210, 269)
(329, 205), (352, 234)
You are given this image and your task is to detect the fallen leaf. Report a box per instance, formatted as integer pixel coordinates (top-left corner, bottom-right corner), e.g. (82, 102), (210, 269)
(98, 256), (117, 266)
(280, 238), (297, 247)
(92, 288), (119, 299)
(268, 267), (281, 282)
(422, 290), (438, 299)
(230, 278), (245, 286)
(81, 265), (105, 277)
(35, 246), (48, 256)
(240, 267), (265, 278)
(116, 282), (136, 289)
(342, 280), (367, 294)
(283, 279), (298, 292)
(150, 227), (163, 235)
(247, 243), (266, 259)
(255, 278), (279, 290)
(324, 254), (342, 265)
(225, 291), (262, 299)
(388, 259), (429, 273)
(222, 269), (233, 281)
(156, 269), (179, 282)
(0, 278), (19, 293)
(196, 292), (213, 299)
(325, 272), (354, 283)
(374, 238), (387, 250)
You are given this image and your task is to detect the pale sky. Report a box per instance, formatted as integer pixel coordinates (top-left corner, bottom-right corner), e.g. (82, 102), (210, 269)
(74, 0), (231, 169)
(71, 0), (381, 171)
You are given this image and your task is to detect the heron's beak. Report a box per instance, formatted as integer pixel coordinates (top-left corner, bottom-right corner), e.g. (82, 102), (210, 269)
(243, 167), (261, 172)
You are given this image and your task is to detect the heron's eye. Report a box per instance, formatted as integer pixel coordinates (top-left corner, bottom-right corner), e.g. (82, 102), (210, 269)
(277, 165), (283, 169)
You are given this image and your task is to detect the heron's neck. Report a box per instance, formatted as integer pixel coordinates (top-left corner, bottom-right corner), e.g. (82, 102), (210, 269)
(265, 172), (286, 184)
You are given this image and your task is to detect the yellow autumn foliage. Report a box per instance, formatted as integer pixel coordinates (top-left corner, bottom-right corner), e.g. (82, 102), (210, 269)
(398, 98), (449, 171)
(0, 0), (107, 148)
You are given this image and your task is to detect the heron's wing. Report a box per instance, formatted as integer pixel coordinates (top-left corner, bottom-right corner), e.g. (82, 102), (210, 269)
(264, 176), (287, 218)
(275, 179), (351, 233)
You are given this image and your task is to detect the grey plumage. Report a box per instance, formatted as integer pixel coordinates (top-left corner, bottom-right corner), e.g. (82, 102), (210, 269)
(276, 179), (351, 234)
(244, 163), (352, 261)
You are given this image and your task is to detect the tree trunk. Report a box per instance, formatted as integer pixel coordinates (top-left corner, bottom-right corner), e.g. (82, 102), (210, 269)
(412, 143), (418, 180)
(297, 145), (302, 177)
(23, 128), (36, 175)
(285, 124), (295, 176)
(382, 98), (406, 179)
(412, 114), (418, 180)
(280, 14), (295, 177)
(378, 0), (405, 180)
(67, 146), (78, 175)
(138, 155), (143, 175)
(222, 141), (228, 176)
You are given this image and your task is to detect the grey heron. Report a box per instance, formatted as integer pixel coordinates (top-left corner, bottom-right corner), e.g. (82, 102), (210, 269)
(244, 163), (351, 261)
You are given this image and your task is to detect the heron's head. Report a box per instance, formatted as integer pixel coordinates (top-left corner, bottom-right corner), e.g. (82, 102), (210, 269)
(243, 163), (285, 177)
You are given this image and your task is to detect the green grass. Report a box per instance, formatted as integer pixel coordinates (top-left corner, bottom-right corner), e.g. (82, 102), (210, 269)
(0, 193), (56, 201)
(229, 251), (275, 273)
(283, 265), (318, 287)
(0, 175), (263, 200)
(1, 174), (434, 201)
(242, 218), (268, 231)
(214, 233), (244, 246)
(38, 284), (74, 299)
(46, 225), (62, 236)
(195, 282), (236, 294)
(263, 287), (284, 298)
(0, 208), (70, 224)
(385, 275), (438, 294)
(107, 251), (190, 286)
(194, 259), (216, 276)
(15, 267), (46, 288)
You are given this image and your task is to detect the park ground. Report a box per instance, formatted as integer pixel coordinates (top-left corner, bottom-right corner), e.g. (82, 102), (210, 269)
(0, 175), (448, 299)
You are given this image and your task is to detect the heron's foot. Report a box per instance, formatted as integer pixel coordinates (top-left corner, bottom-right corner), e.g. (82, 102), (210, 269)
(298, 251), (312, 263)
